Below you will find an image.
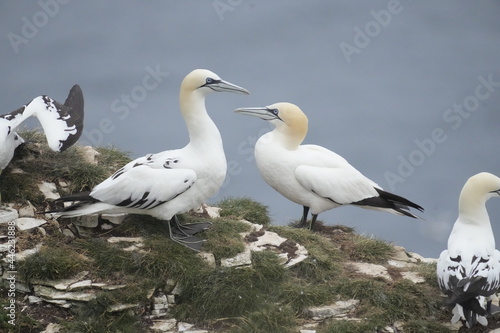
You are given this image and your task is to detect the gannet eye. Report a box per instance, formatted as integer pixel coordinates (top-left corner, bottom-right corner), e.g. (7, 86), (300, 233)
(271, 109), (279, 115)
(206, 78), (214, 84)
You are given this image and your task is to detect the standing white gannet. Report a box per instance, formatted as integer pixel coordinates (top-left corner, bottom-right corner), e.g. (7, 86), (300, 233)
(437, 172), (500, 328)
(50, 69), (249, 251)
(0, 84), (84, 172)
(234, 102), (423, 229)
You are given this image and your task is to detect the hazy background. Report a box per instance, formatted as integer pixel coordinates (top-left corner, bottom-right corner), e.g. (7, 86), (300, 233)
(1, 1), (499, 258)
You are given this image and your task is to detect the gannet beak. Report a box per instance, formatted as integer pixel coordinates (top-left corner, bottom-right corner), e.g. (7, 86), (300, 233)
(234, 106), (281, 121)
(203, 79), (250, 95)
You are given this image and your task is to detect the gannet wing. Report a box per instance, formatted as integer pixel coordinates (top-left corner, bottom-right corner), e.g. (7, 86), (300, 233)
(437, 249), (461, 296)
(90, 160), (196, 210)
(295, 165), (379, 205)
(437, 249), (500, 303)
(1, 84), (84, 152)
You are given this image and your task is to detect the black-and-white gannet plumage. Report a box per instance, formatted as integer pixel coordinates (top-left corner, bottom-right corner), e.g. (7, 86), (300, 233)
(437, 172), (500, 328)
(234, 102), (423, 229)
(51, 69), (249, 250)
(0, 84), (84, 171)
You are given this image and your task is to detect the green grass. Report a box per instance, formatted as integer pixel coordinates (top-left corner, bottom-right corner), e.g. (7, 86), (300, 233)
(348, 234), (395, 263)
(66, 292), (141, 333)
(217, 197), (271, 225)
(200, 218), (251, 259)
(174, 251), (290, 323)
(18, 244), (88, 281)
(228, 304), (297, 333)
(319, 318), (385, 333)
(269, 226), (343, 282)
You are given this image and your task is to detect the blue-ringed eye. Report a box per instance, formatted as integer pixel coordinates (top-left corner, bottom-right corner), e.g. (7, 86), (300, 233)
(272, 109), (279, 115)
(206, 78), (214, 84)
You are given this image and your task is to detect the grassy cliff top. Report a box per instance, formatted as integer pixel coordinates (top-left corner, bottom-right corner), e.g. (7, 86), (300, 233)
(0, 131), (494, 333)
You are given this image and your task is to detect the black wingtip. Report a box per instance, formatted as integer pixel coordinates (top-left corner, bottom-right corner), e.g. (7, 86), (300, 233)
(352, 188), (424, 218)
(58, 84), (85, 152)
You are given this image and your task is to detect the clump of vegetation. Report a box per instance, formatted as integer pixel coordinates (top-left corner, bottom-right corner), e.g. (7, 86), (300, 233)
(217, 197), (271, 225)
(348, 234), (395, 263)
(18, 244), (88, 281)
(200, 218), (251, 259)
(174, 251), (290, 323)
(66, 293), (141, 333)
(269, 226), (343, 282)
(229, 304), (297, 333)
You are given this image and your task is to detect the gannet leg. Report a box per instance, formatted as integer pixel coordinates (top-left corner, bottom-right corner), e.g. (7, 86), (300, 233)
(309, 214), (318, 231)
(163, 217), (206, 252)
(170, 215), (212, 237)
(294, 206), (310, 229)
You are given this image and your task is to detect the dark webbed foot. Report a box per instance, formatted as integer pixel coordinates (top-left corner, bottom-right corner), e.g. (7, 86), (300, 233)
(163, 215), (211, 251)
(293, 206), (311, 229)
(171, 220), (212, 237)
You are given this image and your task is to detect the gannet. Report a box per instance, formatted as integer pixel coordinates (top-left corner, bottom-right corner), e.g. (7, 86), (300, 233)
(437, 172), (500, 328)
(0, 84), (84, 172)
(234, 102), (423, 229)
(50, 69), (249, 251)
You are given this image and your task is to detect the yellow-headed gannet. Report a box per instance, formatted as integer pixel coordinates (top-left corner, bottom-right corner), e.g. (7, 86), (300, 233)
(234, 102), (423, 229)
(50, 69), (249, 251)
(0, 84), (84, 172)
(437, 172), (500, 328)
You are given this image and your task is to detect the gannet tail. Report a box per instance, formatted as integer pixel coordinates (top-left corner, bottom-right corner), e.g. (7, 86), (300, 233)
(353, 188), (424, 218)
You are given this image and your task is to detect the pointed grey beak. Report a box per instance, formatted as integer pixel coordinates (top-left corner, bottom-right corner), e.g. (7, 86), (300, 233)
(207, 79), (250, 95)
(234, 106), (281, 121)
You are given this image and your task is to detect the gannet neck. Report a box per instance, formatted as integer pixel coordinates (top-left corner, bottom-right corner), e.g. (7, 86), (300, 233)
(458, 172), (500, 225)
(179, 86), (222, 150)
(272, 102), (308, 149)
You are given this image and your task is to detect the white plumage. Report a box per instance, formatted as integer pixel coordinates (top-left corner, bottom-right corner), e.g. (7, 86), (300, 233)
(235, 102), (423, 229)
(0, 84), (84, 171)
(52, 69), (249, 250)
(437, 172), (500, 328)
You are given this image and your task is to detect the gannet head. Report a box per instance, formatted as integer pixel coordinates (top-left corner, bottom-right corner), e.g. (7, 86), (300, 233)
(458, 172), (500, 219)
(181, 69), (249, 97)
(234, 102), (308, 149)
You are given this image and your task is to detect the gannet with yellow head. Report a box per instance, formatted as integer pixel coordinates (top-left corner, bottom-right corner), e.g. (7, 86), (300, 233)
(235, 102), (423, 229)
(51, 69), (249, 251)
(437, 172), (500, 328)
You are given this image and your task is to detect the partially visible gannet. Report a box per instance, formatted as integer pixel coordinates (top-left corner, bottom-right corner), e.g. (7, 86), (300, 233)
(0, 84), (84, 172)
(50, 69), (249, 251)
(234, 102), (423, 229)
(437, 172), (500, 328)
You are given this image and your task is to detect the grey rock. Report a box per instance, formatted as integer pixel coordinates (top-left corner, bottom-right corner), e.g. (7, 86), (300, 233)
(18, 202), (35, 217)
(15, 217), (47, 231)
(38, 182), (60, 200)
(304, 299), (360, 320)
(0, 207), (18, 224)
(34, 285), (96, 302)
